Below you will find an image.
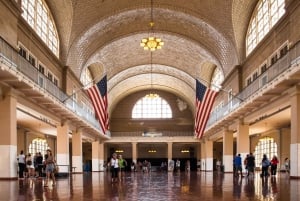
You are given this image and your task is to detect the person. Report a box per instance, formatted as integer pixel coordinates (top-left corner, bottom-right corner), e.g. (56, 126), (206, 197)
(110, 153), (119, 182)
(270, 155), (279, 176)
(35, 152), (44, 178)
(176, 159), (181, 172)
(131, 162), (136, 172)
(17, 150), (26, 179)
(26, 153), (35, 178)
(44, 149), (56, 187)
(261, 154), (270, 177)
(246, 153), (255, 177)
(284, 157), (290, 173)
(216, 159), (221, 173)
(185, 160), (190, 172)
(234, 154), (243, 177)
(118, 154), (127, 180)
(244, 154), (249, 176)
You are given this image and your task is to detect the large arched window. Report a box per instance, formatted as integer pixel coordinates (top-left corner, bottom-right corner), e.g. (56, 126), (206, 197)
(211, 67), (224, 92)
(28, 138), (50, 156)
(254, 137), (277, 167)
(246, 0), (285, 55)
(132, 95), (172, 118)
(21, 0), (59, 57)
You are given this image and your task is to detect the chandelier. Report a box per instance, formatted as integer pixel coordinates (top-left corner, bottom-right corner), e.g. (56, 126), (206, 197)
(140, 0), (164, 51)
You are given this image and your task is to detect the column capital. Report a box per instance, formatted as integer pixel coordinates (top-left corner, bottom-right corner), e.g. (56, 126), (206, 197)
(288, 85), (300, 97)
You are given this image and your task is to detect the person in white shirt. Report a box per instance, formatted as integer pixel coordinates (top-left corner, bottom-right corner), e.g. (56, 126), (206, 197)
(110, 153), (119, 182)
(17, 150), (26, 179)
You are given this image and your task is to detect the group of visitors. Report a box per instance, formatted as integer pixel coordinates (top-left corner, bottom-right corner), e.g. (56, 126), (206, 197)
(109, 153), (128, 182)
(232, 153), (290, 178)
(17, 149), (57, 187)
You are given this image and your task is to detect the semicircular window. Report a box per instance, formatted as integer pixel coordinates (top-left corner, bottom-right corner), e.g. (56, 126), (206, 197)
(132, 95), (172, 119)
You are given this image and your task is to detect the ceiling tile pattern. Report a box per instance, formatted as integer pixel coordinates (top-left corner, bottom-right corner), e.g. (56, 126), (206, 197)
(46, 0), (257, 106)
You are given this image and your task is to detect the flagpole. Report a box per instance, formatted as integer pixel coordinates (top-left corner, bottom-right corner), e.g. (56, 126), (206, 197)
(62, 74), (106, 103)
(197, 77), (244, 102)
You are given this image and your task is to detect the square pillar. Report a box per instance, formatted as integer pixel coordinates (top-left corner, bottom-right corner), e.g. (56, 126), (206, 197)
(91, 141), (99, 171)
(72, 130), (82, 173)
(0, 89), (17, 179)
(57, 123), (70, 173)
(204, 140), (213, 171)
(237, 121), (249, 171)
(290, 87), (300, 178)
(223, 129), (233, 172)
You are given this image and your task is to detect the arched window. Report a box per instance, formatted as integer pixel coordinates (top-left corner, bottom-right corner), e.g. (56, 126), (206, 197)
(21, 0), (59, 57)
(81, 67), (93, 87)
(254, 137), (277, 167)
(28, 138), (50, 157)
(211, 67), (224, 92)
(132, 95), (172, 118)
(246, 0), (285, 55)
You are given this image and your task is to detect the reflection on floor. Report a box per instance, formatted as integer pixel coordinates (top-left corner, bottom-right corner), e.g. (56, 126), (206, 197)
(0, 171), (298, 201)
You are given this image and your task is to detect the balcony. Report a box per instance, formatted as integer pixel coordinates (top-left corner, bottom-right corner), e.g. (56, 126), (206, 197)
(0, 37), (110, 139)
(206, 41), (300, 135)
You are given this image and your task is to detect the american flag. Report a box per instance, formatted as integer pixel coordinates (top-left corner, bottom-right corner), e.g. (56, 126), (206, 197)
(195, 79), (218, 139)
(86, 75), (109, 134)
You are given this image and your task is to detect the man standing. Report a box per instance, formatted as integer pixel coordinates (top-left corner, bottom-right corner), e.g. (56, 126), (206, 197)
(17, 150), (26, 179)
(234, 154), (243, 177)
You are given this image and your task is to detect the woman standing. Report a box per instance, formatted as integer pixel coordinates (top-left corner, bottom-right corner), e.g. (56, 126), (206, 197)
(26, 153), (35, 178)
(110, 153), (119, 182)
(44, 149), (56, 187)
(261, 154), (270, 177)
(270, 155), (279, 176)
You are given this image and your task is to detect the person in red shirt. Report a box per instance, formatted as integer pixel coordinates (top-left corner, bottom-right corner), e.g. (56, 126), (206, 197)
(270, 155), (279, 176)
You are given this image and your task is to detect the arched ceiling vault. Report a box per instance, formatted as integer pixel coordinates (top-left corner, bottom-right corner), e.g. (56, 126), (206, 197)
(46, 0), (258, 111)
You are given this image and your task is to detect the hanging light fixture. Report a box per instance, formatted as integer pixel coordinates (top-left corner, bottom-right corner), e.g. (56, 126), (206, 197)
(145, 52), (159, 99)
(140, 0), (164, 51)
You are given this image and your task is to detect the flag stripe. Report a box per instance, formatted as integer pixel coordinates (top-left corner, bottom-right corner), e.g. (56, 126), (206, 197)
(86, 75), (109, 134)
(195, 79), (218, 139)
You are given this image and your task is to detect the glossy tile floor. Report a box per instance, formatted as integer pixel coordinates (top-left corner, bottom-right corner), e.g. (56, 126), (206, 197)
(1, 171), (299, 201)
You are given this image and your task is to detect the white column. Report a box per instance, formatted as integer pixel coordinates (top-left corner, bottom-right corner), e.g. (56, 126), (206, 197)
(72, 130), (82, 173)
(290, 86), (300, 178)
(0, 88), (17, 179)
(204, 140), (213, 171)
(223, 129), (233, 172)
(92, 140), (99, 171)
(132, 142), (137, 164)
(98, 142), (105, 171)
(201, 141), (206, 171)
(57, 123), (70, 173)
(167, 142), (173, 172)
(237, 120), (249, 171)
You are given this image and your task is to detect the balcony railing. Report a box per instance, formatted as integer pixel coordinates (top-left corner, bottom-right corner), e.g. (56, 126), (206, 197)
(207, 41), (300, 128)
(0, 37), (104, 133)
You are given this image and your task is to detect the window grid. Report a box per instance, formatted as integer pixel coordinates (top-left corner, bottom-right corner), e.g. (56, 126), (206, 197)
(28, 138), (50, 157)
(254, 137), (277, 168)
(132, 96), (172, 119)
(21, 0), (59, 57)
(246, 0), (285, 55)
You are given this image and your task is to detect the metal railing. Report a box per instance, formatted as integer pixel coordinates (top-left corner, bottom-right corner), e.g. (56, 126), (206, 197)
(0, 37), (103, 132)
(207, 41), (300, 127)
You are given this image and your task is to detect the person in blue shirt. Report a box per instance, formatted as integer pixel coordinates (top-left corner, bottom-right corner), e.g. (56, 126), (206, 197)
(234, 154), (243, 177)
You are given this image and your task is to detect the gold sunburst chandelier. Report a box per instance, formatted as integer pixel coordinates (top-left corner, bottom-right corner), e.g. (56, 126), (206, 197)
(140, 0), (164, 51)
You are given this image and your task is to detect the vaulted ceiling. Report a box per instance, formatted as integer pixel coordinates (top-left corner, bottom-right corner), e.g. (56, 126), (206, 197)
(47, 0), (257, 111)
